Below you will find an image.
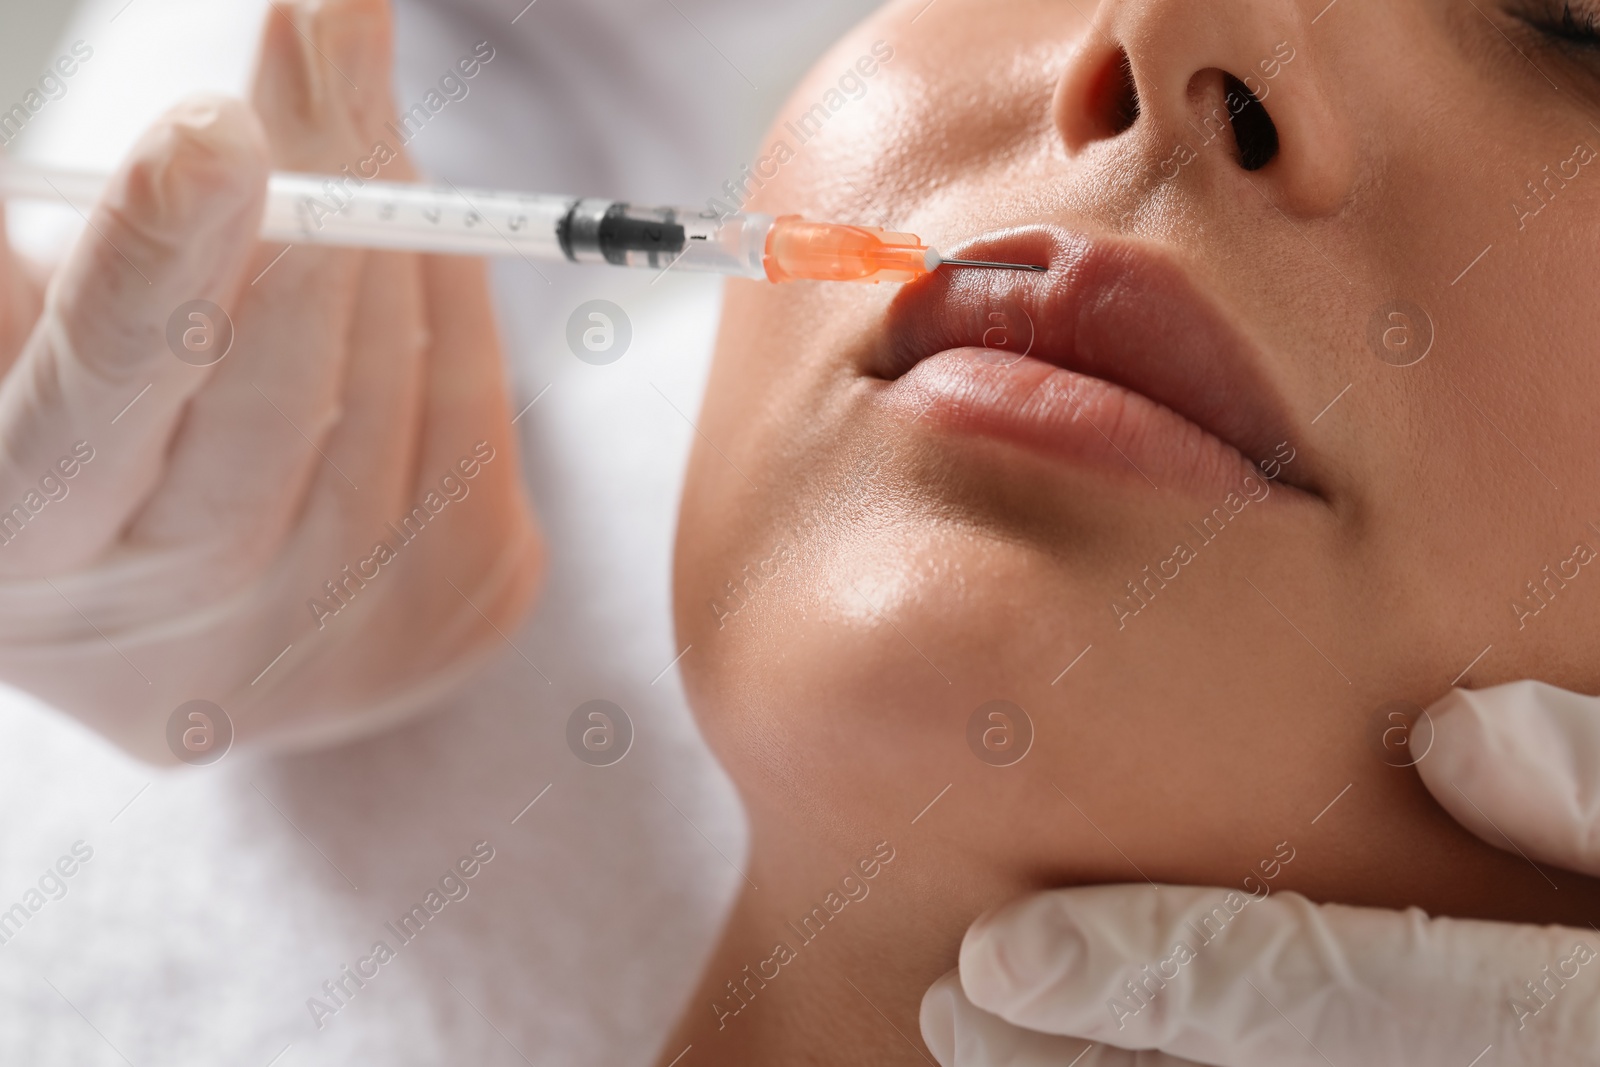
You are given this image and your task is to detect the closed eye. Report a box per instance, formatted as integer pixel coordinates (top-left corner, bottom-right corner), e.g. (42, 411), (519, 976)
(1520, 0), (1600, 46)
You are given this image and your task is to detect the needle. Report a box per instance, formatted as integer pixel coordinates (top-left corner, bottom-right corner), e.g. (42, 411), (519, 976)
(937, 258), (1049, 272)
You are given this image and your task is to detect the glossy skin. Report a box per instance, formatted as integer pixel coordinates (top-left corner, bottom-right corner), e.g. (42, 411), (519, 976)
(666, 0), (1600, 1063)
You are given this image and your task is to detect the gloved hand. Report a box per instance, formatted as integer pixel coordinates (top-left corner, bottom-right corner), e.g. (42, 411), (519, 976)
(0, 0), (541, 762)
(922, 680), (1600, 1065)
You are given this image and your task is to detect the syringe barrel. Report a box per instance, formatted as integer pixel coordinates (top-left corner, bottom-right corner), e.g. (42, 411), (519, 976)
(262, 175), (772, 278)
(0, 162), (778, 279)
(262, 173), (574, 258)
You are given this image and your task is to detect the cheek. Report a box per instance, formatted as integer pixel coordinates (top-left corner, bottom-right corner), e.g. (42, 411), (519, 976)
(740, 2), (1068, 227)
(1333, 57), (1600, 687)
(680, 276), (896, 586)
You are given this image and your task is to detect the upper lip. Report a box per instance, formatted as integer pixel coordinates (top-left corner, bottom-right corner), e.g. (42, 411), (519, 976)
(871, 225), (1308, 491)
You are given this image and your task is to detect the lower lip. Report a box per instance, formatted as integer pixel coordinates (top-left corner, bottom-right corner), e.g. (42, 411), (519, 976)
(878, 348), (1269, 496)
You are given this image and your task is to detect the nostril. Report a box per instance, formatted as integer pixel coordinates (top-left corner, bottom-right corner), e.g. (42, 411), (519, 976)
(1108, 52), (1140, 134)
(1087, 49), (1140, 139)
(1222, 73), (1279, 171)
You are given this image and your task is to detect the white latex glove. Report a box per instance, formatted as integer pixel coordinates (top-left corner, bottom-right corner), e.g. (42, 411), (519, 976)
(923, 680), (1600, 1066)
(0, 0), (541, 763)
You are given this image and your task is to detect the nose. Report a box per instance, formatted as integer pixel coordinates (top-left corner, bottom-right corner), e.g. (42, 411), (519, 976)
(1053, 0), (1357, 218)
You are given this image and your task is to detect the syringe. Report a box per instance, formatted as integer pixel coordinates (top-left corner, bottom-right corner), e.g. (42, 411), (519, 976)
(0, 162), (1046, 284)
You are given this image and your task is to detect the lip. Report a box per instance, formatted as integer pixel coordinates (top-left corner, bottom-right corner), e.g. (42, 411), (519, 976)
(867, 226), (1309, 498)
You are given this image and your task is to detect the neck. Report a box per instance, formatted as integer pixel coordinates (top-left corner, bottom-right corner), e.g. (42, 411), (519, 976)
(658, 802), (1024, 1066)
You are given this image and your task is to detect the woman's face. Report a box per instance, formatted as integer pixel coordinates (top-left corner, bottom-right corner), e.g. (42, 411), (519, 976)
(674, 0), (1600, 913)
